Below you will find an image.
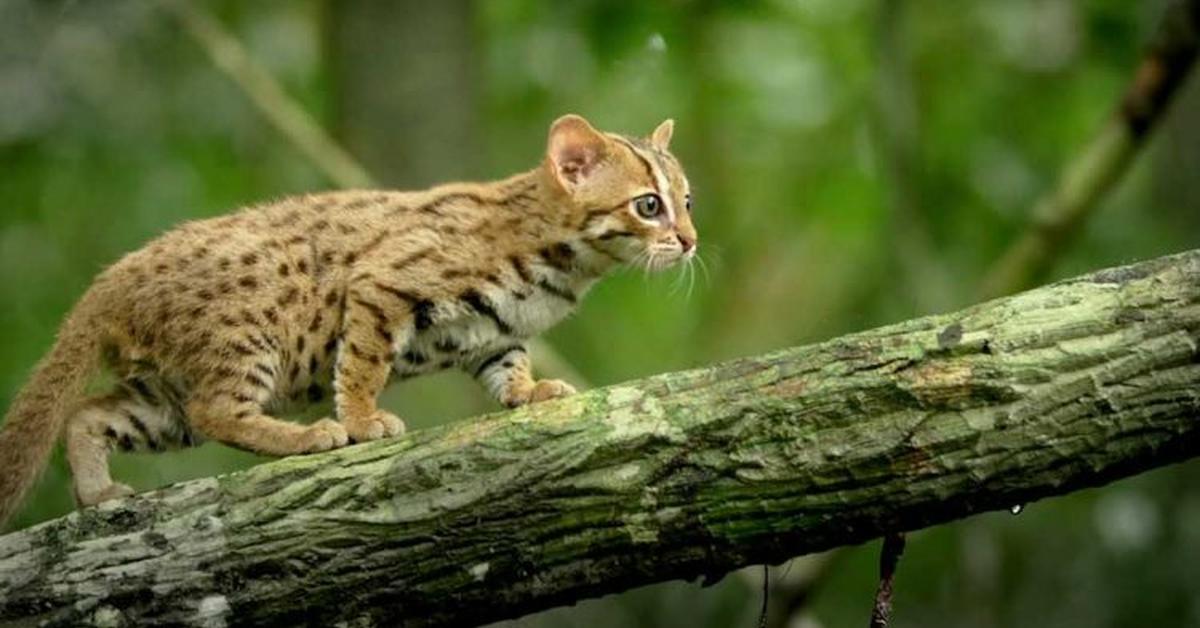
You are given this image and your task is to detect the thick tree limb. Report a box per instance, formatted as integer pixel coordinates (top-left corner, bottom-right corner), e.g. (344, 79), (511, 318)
(3, 250), (1200, 627)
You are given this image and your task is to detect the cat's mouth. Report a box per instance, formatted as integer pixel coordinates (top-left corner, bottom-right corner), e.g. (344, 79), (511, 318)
(641, 245), (692, 271)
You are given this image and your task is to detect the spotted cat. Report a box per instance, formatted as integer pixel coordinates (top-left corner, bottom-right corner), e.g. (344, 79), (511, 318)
(0, 114), (696, 525)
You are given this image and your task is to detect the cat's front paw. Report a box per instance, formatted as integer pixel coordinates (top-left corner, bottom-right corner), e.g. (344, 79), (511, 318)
(343, 410), (406, 443)
(530, 379), (577, 403)
(302, 418), (350, 452)
(500, 379), (576, 407)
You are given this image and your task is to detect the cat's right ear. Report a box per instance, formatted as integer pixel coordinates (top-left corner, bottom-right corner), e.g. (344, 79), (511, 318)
(649, 119), (674, 150)
(547, 114), (608, 192)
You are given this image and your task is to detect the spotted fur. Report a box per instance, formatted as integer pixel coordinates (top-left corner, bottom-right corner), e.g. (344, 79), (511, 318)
(0, 115), (696, 524)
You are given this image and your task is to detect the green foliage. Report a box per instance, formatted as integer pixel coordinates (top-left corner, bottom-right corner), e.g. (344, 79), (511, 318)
(1, 0), (1198, 626)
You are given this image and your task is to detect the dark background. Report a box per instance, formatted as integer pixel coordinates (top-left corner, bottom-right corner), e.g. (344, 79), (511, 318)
(1, 1), (1199, 626)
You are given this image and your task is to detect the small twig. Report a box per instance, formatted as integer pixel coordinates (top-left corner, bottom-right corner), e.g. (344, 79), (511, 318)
(156, 0), (589, 388)
(979, 0), (1200, 299)
(869, 532), (907, 628)
(757, 565), (770, 628)
(739, 551), (838, 628)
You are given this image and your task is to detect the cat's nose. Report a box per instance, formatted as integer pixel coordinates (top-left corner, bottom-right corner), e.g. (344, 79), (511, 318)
(677, 234), (695, 253)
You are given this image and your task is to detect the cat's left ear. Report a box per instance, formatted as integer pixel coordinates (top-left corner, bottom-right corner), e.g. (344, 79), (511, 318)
(649, 119), (674, 151)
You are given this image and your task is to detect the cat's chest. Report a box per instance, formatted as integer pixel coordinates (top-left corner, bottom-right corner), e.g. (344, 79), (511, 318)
(391, 287), (580, 376)
(498, 286), (580, 336)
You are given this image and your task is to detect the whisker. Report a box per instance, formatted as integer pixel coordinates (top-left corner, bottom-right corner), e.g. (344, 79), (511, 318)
(627, 249), (649, 278)
(669, 259), (689, 297)
(695, 252), (712, 287)
(696, 244), (725, 273)
(691, 258), (700, 302)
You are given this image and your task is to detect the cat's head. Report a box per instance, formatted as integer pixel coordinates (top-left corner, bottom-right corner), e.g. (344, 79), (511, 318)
(545, 114), (697, 271)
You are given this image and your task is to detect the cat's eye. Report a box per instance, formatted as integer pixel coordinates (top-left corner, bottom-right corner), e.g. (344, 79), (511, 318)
(633, 194), (663, 219)
(685, 194), (693, 213)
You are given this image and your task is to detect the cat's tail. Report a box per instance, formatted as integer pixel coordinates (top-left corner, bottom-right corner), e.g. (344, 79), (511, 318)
(0, 294), (103, 528)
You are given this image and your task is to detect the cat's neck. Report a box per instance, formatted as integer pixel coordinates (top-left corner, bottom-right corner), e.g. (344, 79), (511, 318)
(491, 166), (621, 281)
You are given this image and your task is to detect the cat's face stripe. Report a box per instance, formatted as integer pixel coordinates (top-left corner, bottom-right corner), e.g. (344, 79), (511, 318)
(609, 137), (675, 223)
(610, 136), (660, 193)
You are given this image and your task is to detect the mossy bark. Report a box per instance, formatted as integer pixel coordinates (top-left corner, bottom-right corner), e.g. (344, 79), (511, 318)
(2, 250), (1200, 627)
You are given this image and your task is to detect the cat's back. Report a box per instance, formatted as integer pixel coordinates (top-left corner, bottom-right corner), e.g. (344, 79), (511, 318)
(98, 189), (402, 289)
(86, 191), (393, 368)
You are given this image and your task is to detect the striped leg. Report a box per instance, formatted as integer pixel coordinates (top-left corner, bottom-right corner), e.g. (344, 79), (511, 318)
(187, 363), (348, 456)
(470, 345), (577, 408)
(65, 389), (186, 507)
(333, 291), (408, 442)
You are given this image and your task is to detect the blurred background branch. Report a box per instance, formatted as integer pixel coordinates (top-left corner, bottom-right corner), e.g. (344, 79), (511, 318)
(159, 0), (373, 190)
(979, 0), (1200, 299)
(767, 2), (1200, 625)
(872, 0), (955, 313)
(325, 0), (479, 189)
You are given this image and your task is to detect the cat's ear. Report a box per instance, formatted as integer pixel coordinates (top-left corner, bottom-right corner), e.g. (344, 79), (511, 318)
(649, 119), (674, 151)
(547, 114), (608, 191)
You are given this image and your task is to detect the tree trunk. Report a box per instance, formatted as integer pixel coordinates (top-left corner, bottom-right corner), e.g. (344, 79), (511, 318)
(325, 0), (479, 188)
(3, 249), (1199, 627)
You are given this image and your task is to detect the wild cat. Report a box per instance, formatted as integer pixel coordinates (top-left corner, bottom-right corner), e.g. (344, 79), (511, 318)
(0, 114), (697, 526)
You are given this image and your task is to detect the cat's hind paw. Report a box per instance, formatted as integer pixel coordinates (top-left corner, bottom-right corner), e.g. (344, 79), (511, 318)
(77, 482), (135, 508)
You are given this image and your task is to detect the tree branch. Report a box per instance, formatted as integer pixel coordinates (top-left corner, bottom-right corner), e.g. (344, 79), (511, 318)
(978, 0), (1200, 299)
(3, 249), (1200, 627)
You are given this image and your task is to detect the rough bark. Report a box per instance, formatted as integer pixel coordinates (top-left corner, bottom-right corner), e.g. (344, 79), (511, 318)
(3, 250), (1200, 627)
